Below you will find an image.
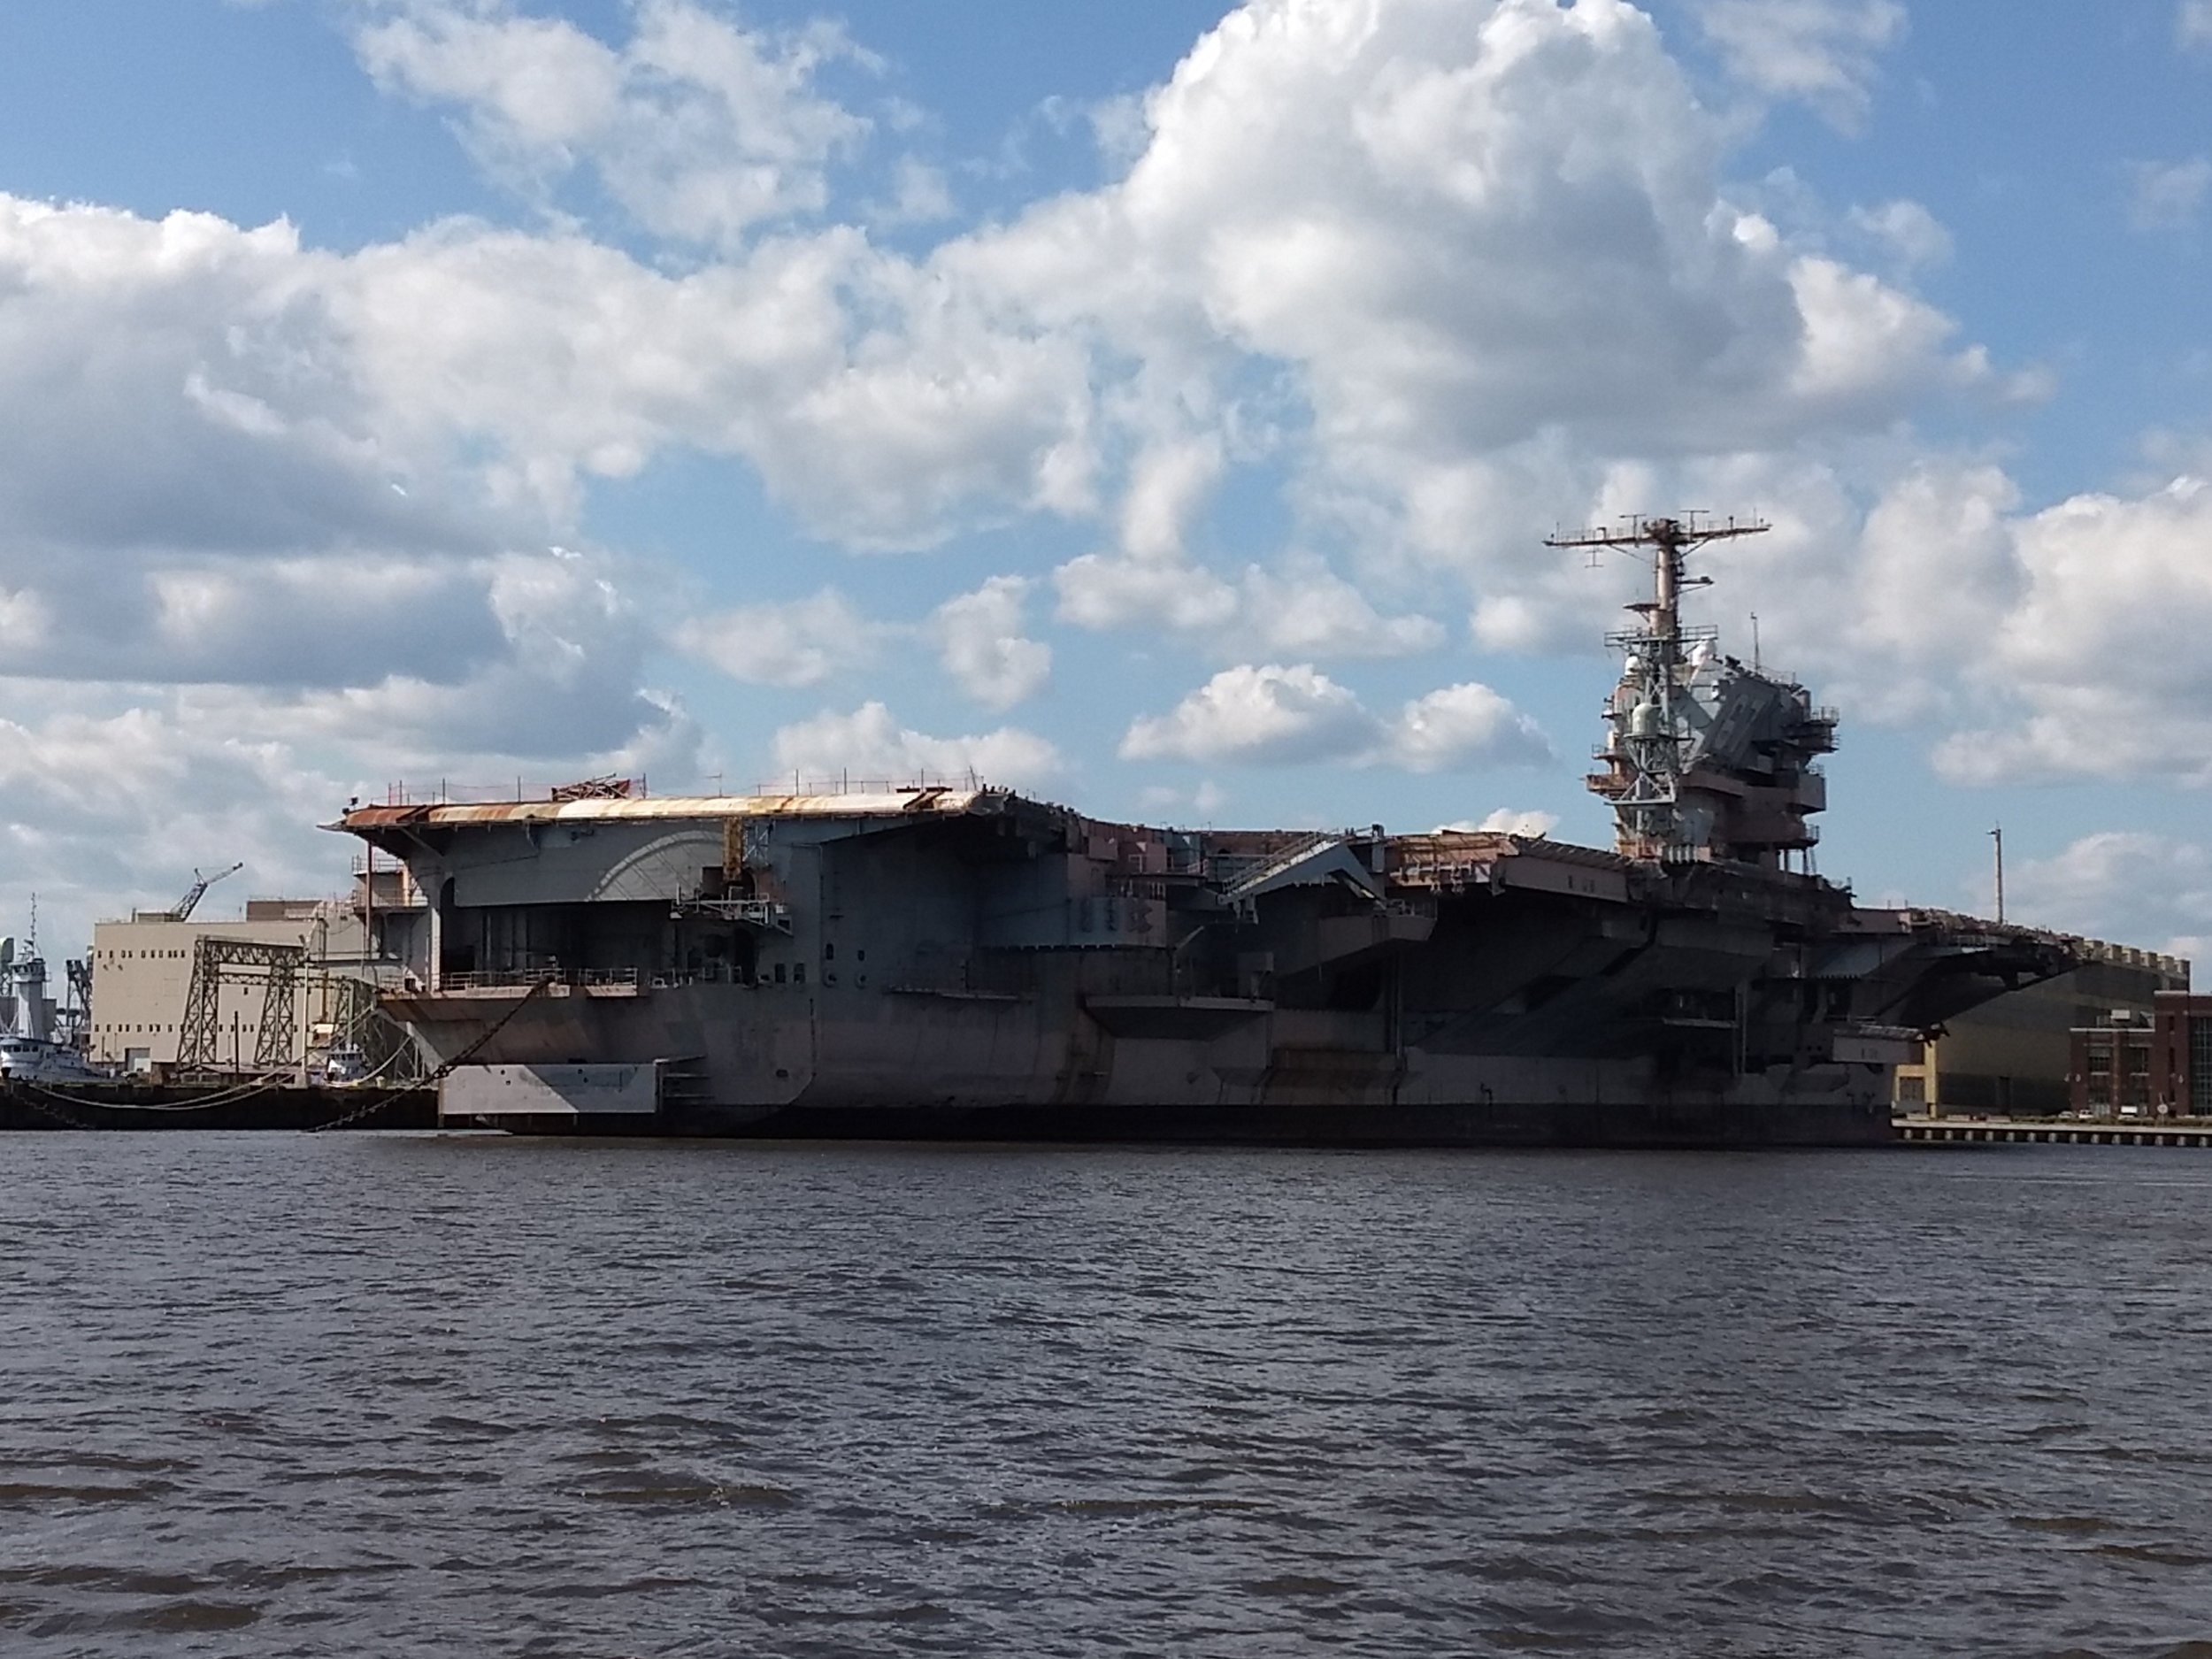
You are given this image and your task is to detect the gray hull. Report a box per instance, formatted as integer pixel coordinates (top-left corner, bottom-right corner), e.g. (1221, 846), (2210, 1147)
(401, 979), (1895, 1146)
(344, 787), (2069, 1152)
(533, 1099), (1895, 1148)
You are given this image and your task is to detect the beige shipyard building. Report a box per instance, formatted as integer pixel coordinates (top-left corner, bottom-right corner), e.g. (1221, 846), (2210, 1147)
(88, 896), (376, 1074)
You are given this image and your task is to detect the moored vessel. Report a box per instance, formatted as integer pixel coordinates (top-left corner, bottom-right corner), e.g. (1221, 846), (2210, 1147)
(334, 518), (2077, 1145)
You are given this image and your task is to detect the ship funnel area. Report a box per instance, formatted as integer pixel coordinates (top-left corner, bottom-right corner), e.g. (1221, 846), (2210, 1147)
(1546, 516), (1836, 868)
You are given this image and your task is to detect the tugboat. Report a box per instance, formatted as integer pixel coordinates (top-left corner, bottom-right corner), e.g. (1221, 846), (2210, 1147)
(0, 926), (105, 1084)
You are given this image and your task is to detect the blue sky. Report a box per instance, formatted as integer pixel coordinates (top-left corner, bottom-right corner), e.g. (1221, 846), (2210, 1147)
(0, 0), (2209, 960)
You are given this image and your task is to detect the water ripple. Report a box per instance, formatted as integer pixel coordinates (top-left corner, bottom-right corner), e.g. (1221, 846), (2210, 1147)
(3, 1136), (2210, 1655)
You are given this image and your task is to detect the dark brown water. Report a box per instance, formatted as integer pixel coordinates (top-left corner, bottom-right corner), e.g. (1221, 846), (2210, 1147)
(3, 1135), (2210, 1657)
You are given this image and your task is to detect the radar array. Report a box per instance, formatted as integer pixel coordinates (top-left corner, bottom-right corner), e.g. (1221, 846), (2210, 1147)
(1543, 514), (1796, 863)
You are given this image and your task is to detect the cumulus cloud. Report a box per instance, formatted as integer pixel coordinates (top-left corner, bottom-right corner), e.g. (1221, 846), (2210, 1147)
(1844, 461), (2022, 716)
(0, 699), (348, 949)
(353, 0), (873, 250)
(1930, 476), (2212, 784)
(1236, 557), (1447, 660)
(0, 188), (1098, 568)
(930, 576), (1051, 710)
(6, 0), (2003, 681)
(1056, 551), (1239, 632)
(267, 547), (691, 770)
(1059, 547), (1444, 660)
(1435, 808), (1562, 837)
(1694, 0), (1906, 127)
(960, 0), (1989, 653)
(2128, 157), (2212, 230)
(0, 0), (2148, 951)
(769, 702), (1063, 790)
(1053, 436), (1237, 630)
(1393, 682), (1554, 771)
(1119, 664), (1549, 770)
(674, 588), (879, 687)
(1121, 664), (1378, 766)
(1849, 199), (1954, 269)
(869, 157), (956, 227)
(2003, 832), (2212, 958)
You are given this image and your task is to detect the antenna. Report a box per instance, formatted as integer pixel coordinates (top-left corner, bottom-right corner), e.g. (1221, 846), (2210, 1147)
(1545, 514), (1776, 863)
(1544, 514), (1770, 657)
(1749, 611), (1761, 673)
(1991, 825), (2006, 925)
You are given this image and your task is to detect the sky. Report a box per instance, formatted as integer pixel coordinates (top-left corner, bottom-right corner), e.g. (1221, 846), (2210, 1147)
(0, 0), (2209, 964)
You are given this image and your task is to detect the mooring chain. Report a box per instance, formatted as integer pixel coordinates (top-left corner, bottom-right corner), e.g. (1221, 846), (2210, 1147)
(6, 1087), (101, 1133)
(305, 1089), (408, 1134)
(306, 974), (555, 1133)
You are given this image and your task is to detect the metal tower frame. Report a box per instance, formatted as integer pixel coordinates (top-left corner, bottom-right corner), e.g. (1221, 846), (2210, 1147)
(178, 937), (307, 1071)
(1545, 514), (1770, 858)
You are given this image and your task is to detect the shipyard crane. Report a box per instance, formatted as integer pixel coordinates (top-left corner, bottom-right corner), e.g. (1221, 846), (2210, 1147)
(169, 863), (243, 923)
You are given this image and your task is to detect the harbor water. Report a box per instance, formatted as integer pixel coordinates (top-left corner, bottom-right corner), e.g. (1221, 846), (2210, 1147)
(3, 1135), (2209, 1657)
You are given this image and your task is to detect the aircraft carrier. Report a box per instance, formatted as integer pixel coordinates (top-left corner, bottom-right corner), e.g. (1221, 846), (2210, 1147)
(334, 518), (2077, 1146)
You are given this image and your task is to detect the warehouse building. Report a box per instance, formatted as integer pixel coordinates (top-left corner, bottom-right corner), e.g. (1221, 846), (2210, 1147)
(88, 898), (372, 1075)
(1893, 940), (2189, 1118)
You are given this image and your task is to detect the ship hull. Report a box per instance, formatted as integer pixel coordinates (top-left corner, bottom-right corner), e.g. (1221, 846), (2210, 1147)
(398, 979), (1900, 1148)
(342, 787), (2064, 1156)
(486, 1096), (1894, 1148)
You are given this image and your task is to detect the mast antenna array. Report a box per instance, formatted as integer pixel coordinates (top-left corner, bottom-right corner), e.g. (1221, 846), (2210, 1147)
(1543, 514), (1770, 654)
(1544, 514), (1779, 863)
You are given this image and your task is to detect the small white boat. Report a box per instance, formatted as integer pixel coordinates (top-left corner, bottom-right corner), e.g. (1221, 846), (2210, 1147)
(0, 1034), (106, 1085)
(0, 925), (105, 1085)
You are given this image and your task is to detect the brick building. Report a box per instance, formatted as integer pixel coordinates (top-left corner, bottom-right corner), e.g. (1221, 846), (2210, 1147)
(2072, 991), (2212, 1118)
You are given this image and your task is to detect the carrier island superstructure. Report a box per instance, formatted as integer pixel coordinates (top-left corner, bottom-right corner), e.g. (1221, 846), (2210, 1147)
(334, 518), (2075, 1144)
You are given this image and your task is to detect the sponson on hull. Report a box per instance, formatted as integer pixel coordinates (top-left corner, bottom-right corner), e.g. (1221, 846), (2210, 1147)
(333, 518), (2078, 1146)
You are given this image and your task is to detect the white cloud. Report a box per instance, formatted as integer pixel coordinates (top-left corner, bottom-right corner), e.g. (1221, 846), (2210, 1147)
(871, 157), (956, 227)
(1119, 663), (1548, 770)
(1931, 475), (2212, 784)
(1058, 546), (1443, 660)
(0, 0), (2141, 949)
(770, 702), (1063, 791)
(2128, 157), (2212, 230)
(1482, 808), (1560, 837)
(0, 190), (1099, 570)
(1694, 0), (1906, 128)
(1434, 808), (1561, 837)
(1849, 199), (1954, 269)
(1236, 557), (1446, 660)
(952, 0), (1990, 654)
(266, 546), (688, 769)
(1137, 779), (1231, 820)
(1391, 682), (1554, 771)
(1846, 461), (2022, 715)
(2182, 1), (2212, 51)
(674, 588), (879, 687)
(1055, 551), (1239, 632)
(931, 576), (1051, 710)
(353, 0), (872, 250)
(0, 699), (347, 951)
(1121, 664), (1377, 765)
(1118, 437), (1222, 561)
(2003, 832), (2212, 958)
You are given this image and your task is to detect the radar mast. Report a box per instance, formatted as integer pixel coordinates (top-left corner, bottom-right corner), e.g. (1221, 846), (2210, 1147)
(1547, 515), (1834, 867)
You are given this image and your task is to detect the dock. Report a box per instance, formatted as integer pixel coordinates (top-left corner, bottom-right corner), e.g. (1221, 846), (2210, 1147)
(1893, 1116), (2212, 1147)
(0, 1080), (436, 1132)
